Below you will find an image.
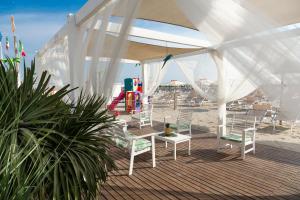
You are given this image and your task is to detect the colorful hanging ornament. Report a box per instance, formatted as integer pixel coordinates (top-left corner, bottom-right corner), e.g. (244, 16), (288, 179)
(5, 36), (9, 51)
(18, 40), (26, 57)
(161, 54), (173, 69)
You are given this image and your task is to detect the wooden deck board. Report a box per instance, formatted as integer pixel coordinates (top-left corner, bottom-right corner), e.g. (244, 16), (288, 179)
(100, 123), (300, 200)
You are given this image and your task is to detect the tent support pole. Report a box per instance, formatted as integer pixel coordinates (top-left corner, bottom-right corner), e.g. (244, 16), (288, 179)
(211, 50), (226, 136)
(141, 62), (148, 105)
(67, 14), (82, 101)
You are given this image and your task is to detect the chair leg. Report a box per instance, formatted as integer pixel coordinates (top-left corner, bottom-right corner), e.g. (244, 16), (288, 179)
(241, 144), (245, 160)
(165, 141), (168, 148)
(253, 142), (256, 155)
(174, 143), (177, 160)
(129, 153), (135, 175)
(129, 141), (136, 175)
(151, 136), (156, 168)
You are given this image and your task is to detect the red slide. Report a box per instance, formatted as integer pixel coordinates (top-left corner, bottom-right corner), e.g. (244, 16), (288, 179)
(108, 90), (125, 111)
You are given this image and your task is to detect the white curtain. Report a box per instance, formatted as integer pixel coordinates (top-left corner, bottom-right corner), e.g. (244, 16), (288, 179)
(176, 0), (300, 120)
(174, 53), (217, 100)
(35, 35), (70, 90)
(102, 0), (141, 99)
(143, 59), (171, 97)
(36, 0), (141, 101)
(173, 53), (256, 102)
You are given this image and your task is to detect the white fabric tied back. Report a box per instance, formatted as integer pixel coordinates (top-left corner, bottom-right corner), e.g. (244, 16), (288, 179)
(143, 59), (171, 97)
(175, 0), (300, 120)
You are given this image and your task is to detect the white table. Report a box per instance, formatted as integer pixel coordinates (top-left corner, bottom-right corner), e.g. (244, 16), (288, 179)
(155, 132), (191, 160)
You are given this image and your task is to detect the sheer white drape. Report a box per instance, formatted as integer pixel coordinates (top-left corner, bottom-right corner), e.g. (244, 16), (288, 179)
(173, 53), (217, 100)
(102, 0), (141, 98)
(173, 53), (256, 102)
(176, 0), (300, 120)
(143, 59), (171, 97)
(36, 0), (140, 101)
(35, 35), (70, 90)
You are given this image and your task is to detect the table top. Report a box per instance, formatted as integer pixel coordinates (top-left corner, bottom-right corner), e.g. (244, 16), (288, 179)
(155, 132), (191, 142)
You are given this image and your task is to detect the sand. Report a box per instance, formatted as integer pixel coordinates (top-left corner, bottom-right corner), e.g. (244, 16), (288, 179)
(116, 94), (300, 153)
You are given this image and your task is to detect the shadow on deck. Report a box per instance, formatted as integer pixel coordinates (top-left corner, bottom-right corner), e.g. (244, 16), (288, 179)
(100, 122), (300, 200)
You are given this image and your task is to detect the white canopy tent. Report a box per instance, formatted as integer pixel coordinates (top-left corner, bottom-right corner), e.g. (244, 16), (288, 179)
(36, 0), (300, 136)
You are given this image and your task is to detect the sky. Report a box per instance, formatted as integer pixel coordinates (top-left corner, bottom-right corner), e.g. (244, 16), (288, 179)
(0, 0), (215, 84)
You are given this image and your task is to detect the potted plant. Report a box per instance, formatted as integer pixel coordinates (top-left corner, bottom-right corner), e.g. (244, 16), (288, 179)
(0, 59), (116, 199)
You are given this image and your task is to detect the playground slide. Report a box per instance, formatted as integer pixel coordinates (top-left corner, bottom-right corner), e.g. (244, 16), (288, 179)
(108, 90), (125, 111)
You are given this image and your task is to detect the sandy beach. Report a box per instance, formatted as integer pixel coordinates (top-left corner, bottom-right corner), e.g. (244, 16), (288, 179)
(117, 94), (300, 153)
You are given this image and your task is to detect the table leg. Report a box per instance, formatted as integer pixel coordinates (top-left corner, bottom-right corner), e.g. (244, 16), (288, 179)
(174, 143), (177, 160)
(188, 139), (191, 155)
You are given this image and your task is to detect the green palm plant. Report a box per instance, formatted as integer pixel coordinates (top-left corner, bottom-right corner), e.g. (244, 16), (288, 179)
(0, 58), (116, 199)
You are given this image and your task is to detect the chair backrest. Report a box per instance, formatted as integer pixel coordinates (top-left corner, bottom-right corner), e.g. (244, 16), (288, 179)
(111, 123), (132, 149)
(176, 109), (193, 132)
(246, 109), (267, 124)
(140, 104), (153, 119)
(227, 112), (256, 134)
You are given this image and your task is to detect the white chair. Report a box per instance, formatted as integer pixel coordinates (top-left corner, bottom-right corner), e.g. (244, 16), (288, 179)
(164, 109), (193, 149)
(111, 123), (156, 175)
(131, 104), (153, 129)
(217, 113), (256, 159)
(165, 109), (193, 136)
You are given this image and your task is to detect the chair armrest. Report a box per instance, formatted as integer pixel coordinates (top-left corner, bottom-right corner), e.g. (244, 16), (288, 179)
(242, 128), (256, 140)
(130, 132), (159, 140)
(244, 127), (256, 132)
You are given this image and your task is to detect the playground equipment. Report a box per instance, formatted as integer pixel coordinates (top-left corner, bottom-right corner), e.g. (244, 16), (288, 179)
(108, 78), (143, 113)
(124, 78), (143, 113)
(108, 90), (125, 111)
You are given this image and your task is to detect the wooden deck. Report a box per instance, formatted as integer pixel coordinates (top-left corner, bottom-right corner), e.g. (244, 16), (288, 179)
(100, 122), (300, 200)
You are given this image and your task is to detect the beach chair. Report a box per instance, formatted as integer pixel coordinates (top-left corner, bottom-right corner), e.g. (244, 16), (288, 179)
(246, 109), (267, 128)
(131, 104), (153, 129)
(111, 123), (156, 175)
(217, 113), (256, 159)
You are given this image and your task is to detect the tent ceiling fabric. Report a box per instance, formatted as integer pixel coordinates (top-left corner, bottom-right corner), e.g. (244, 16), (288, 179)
(86, 34), (202, 61)
(113, 0), (196, 29)
(112, 0), (300, 29)
(124, 41), (201, 61)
